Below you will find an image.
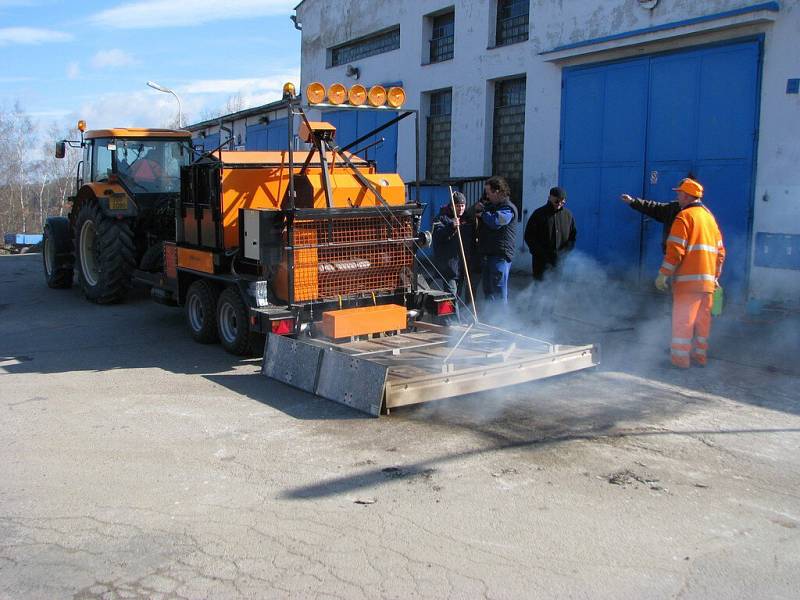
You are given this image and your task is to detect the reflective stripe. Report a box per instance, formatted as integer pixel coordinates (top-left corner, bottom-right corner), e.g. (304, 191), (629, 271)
(672, 337), (692, 345)
(671, 349), (690, 357)
(717, 240), (724, 247)
(667, 235), (687, 247)
(695, 336), (708, 344)
(686, 244), (718, 253)
(692, 348), (707, 356)
(674, 274), (716, 282)
(661, 261), (677, 272)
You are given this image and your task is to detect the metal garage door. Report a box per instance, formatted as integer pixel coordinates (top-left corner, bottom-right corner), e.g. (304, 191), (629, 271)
(322, 109), (398, 172)
(559, 38), (761, 300)
(245, 118), (289, 151)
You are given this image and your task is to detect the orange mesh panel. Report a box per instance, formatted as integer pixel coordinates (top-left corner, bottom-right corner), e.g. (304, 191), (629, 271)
(289, 215), (414, 301)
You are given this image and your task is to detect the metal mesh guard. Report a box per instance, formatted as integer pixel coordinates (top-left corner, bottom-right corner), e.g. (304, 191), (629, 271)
(290, 215), (414, 301)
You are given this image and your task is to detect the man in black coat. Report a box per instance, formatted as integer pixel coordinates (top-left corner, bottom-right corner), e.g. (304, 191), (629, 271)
(432, 191), (469, 301)
(524, 186), (577, 281)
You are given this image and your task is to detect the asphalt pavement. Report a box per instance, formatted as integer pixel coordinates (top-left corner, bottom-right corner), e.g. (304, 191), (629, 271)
(1, 253), (798, 599)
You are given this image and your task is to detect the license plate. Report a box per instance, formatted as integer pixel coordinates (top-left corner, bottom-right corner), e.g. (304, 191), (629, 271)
(109, 196), (128, 210)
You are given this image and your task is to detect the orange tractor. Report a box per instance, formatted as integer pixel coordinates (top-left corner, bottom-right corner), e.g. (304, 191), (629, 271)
(44, 82), (598, 415)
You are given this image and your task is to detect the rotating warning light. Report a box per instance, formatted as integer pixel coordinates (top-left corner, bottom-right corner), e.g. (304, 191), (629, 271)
(327, 82), (347, 105)
(306, 82), (326, 104)
(387, 86), (406, 108)
(368, 85), (387, 107)
(348, 84), (367, 106)
(77, 120), (87, 132)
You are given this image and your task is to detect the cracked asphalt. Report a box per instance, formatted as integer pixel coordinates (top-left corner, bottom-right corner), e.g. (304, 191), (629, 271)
(1, 253), (799, 599)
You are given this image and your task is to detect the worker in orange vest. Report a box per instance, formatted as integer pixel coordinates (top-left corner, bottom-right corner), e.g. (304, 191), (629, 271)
(655, 178), (725, 368)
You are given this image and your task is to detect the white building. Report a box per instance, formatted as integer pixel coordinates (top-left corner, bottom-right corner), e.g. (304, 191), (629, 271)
(294, 0), (800, 307)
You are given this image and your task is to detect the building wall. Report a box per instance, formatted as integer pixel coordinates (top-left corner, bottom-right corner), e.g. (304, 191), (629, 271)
(296, 0), (800, 304)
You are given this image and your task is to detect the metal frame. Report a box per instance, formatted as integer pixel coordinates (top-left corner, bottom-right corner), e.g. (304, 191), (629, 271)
(263, 323), (599, 416)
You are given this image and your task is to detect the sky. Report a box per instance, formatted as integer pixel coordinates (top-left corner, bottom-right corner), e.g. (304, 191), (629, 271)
(0, 0), (301, 135)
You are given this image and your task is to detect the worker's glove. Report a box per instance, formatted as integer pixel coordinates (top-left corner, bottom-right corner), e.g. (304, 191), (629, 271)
(654, 273), (669, 292)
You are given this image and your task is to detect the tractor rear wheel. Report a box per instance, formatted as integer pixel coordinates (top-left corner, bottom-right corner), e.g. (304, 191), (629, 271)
(185, 280), (219, 344)
(216, 287), (259, 356)
(43, 218), (73, 289)
(74, 200), (136, 303)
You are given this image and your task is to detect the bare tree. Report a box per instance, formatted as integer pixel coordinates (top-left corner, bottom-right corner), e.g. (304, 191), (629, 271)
(0, 103), (35, 234)
(40, 123), (81, 218)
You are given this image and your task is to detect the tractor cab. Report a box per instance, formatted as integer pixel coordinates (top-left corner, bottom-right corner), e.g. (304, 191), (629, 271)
(82, 129), (191, 196)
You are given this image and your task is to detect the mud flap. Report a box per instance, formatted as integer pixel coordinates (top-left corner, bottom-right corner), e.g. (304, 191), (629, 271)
(262, 334), (387, 417)
(315, 348), (387, 417)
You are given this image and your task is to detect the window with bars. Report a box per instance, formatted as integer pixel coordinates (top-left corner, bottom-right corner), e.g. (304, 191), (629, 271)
(329, 26), (400, 67)
(426, 89), (452, 181)
(495, 0), (529, 47)
(492, 77), (526, 216)
(429, 11), (454, 63)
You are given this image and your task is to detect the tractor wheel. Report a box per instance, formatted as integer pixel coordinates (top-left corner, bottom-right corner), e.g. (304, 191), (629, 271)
(185, 280), (220, 344)
(216, 287), (258, 356)
(74, 200), (135, 303)
(43, 218), (74, 289)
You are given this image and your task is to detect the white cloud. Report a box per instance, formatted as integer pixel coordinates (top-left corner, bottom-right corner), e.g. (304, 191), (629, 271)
(179, 73), (298, 95)
(66, 61), (80, 79)
(0, 27), (72, 45)
(68, 90), (185, 129)
(90, 49), (137, 69)
(89, 0), (295, 29)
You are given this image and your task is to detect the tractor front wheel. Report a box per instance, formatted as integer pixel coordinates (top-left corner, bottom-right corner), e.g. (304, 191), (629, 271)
(43, 218), (73, 289)
(74, 200), (136, 303)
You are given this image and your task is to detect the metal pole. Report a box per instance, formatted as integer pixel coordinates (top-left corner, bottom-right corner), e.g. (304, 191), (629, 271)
(449, 185), (478, 322)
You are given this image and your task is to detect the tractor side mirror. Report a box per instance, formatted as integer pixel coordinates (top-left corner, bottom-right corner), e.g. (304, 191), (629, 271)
(55, 140), (66, 159)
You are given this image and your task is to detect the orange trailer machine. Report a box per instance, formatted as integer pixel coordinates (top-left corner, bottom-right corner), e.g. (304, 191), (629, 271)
(143, 82), (598, 415)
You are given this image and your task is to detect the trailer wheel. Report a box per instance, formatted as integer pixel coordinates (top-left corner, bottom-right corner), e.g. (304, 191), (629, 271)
(185, 280), (219, 344)
(216, 287), (256, 356)
(74, 200), (135, 303)
(43, 219), (73, 289)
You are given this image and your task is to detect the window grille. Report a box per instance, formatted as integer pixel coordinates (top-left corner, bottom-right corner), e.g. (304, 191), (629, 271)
(492, 77), (526, 216)
(496, 0), (529, 46)
(429, 12), (454, 63)
(426, 90), (452, 181)
(330, 27), (400, 67)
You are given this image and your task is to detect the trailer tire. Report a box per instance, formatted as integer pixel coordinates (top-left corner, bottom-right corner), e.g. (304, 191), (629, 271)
(216, 287), (257, 356)
(43, 219), (74, 289)
(74, 200), (135, 303)
(185, 280), (220, 344)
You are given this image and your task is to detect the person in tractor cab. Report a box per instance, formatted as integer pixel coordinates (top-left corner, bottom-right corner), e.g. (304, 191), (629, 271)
(129, 147), (163, 182)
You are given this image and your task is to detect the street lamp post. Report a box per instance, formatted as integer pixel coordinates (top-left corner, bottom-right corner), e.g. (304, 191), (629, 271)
(147, 80), (183, 128)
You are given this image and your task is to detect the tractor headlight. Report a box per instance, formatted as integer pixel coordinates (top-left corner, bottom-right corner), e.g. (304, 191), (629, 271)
(248, 280), (270, 307)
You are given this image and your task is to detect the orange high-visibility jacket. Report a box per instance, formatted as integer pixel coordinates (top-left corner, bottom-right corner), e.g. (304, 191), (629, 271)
(659, 203), (725, 293)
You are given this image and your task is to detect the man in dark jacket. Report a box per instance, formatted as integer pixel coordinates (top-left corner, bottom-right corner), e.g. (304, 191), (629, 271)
(620, 193), (680, 254)
(475, 176), (517, 303)
(432, 191), (469, 301)
(524, 186), (576, 281)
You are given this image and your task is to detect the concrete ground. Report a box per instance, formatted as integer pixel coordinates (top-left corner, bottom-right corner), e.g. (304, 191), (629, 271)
(1, 253), (798, 599)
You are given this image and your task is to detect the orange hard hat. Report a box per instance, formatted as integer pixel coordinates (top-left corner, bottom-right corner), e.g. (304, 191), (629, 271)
(672, 178), (704, 198)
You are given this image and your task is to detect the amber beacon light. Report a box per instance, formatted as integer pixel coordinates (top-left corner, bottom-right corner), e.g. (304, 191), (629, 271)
(386, 86), (406, 108)
(327, 83), (347, 105)
(306, 82), (326, 104)
(348, 84), (367, 106)
(368, 85), (387, 107)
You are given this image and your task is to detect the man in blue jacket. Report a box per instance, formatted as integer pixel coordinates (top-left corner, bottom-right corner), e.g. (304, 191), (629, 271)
(475, 176), (518, 303)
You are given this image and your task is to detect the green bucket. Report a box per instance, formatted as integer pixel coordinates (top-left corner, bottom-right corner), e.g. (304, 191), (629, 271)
(711, 285), (724, 317)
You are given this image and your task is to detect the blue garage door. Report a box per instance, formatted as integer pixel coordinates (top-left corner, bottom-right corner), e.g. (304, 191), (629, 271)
(322, 110), (398, 172)
(194, 133), (220, 154)
(559, 39), (761, 300)
(246, 118), (289, 150)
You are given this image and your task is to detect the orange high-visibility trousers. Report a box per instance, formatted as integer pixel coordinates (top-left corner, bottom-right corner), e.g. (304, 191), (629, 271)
(671, 291), (713, 368)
